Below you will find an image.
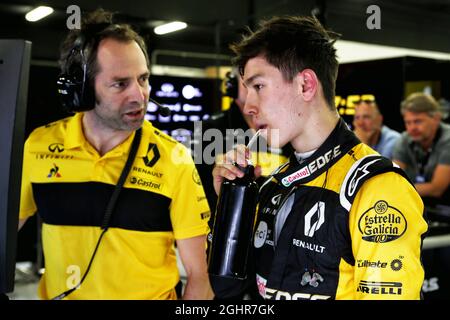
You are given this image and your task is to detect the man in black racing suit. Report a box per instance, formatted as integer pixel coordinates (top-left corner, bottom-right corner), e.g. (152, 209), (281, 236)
(210, 15), (427, 300)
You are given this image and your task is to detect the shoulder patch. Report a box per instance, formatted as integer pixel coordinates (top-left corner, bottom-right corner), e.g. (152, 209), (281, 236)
(340, 155), (395, 211)
(43, 117), (70, 129)
(153, 129), (177, 144)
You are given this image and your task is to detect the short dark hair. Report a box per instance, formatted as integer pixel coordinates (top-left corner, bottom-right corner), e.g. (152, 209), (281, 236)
(354, 99), (381, 115)
(230, 15), (340, 109)
(59, 8), (149, 85)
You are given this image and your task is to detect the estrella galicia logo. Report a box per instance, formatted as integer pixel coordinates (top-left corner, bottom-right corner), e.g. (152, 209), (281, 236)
(48, 143), (64, 153)
(143, 143), (160, 167)
(358, 200), (407, 243)
(47, 163), (61, 178)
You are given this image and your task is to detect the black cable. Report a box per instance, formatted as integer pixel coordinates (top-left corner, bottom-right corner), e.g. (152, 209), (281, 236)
(101, 128), (142, 230)
(52, 128), (142, 300)
(52, 229), (108, 300)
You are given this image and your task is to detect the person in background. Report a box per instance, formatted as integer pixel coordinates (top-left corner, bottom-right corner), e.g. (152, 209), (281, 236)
(393, 92), (450, 208)
(211, 15), (427, 300)
(18, 9), (212, 300)
(353, 99), (400, 159)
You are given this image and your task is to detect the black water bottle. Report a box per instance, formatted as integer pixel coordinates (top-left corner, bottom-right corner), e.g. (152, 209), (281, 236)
(208, 164), (259, 279)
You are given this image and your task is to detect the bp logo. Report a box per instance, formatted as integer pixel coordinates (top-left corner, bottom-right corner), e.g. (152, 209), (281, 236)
(358, 200), (407, 243)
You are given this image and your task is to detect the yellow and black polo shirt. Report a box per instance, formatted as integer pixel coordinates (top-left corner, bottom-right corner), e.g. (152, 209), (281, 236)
(20, 113), (210, 299)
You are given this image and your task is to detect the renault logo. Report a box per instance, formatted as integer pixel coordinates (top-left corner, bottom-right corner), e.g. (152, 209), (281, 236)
(143, 143), (160, 167)
(304, 201), (325, 237)
(48, 143), (64, 153)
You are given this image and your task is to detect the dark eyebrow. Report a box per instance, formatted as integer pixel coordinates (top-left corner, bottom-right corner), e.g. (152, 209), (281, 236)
(112, 72), (150, 82)
(112, 76), (129, 82)
(244, 74), (263, 87)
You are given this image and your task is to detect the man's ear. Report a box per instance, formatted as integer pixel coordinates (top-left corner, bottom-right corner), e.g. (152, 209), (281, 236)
(434, 112), (442, 122)
(296, 69), (318, 102)
(377, 114), (384, 127)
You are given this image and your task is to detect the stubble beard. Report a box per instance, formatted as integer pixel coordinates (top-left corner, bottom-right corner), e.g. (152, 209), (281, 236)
(94, 102), (145, 132)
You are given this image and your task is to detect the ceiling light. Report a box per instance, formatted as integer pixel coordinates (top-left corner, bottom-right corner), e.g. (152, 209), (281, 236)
(154, 21), (187, 35)
(25, 6), (54, 22)
(336, 40), (450, 64)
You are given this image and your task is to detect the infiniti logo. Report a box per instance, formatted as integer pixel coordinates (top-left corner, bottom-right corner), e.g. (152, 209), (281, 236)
(48, 143), (64, 153)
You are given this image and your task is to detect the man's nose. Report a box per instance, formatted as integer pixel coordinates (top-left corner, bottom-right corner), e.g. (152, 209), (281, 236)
(129, 80), (147, 103)
(243, 92), (258, 116)
(406, 122), (416, 131)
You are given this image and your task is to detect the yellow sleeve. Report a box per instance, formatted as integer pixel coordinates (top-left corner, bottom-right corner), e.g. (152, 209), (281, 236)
(169, 145), (210, 240)
(349, 172), (428, 300)
(19, 138), (37, 220)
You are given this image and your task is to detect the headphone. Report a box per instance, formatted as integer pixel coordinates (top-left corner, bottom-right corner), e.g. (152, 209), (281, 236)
(56, 24), (111, 113)
(57, 23), (172, 117)
(223, 71), (238, 99)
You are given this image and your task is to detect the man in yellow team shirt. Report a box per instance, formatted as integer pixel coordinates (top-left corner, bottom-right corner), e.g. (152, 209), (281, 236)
(18, 9), (213, 300)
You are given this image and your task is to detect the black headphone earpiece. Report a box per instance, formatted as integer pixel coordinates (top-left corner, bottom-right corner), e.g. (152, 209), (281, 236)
(223, 71), (238, 100)
(56, 31), (97, 113)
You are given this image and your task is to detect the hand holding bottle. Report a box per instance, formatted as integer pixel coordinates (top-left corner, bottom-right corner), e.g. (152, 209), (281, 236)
(212, 130), (263, 196)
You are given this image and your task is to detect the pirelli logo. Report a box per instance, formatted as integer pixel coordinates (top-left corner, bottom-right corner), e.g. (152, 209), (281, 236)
(357, 280), (402, 295)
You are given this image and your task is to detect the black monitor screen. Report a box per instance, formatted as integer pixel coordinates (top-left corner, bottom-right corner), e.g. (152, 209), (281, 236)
(146, 75), (220, 145)
(0, 39), (31, 294)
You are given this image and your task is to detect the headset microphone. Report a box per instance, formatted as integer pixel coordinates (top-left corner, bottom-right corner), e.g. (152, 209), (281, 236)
(223, 71), (238, 99)
(149, 97), (171, 117)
